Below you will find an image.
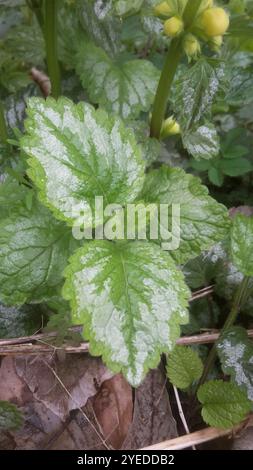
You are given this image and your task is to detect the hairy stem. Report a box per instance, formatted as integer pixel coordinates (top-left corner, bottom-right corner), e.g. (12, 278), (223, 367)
(0, 101), (8, 144)
(198, 276), (251, 387)
(150, 0), (203, 138)
(44, 0), (61, 98)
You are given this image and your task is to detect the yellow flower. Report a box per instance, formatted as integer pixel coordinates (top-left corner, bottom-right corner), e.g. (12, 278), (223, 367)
(201, 7), (230, 37)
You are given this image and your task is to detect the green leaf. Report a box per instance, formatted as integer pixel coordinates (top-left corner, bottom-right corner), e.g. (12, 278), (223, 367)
(183, 251), (223, 289)
(197, 380), (251, 428)
(0, 401), (23, 431)
(0, 196), (78, 305)
(58, 3), (86, 69)
(0, 303), (43, 338)
(208, 167), (224, 187)
(4, 19), (45, 67)
(182, 123), (220, 160)
(113, 0), (144, 16)
(77, 0), (121, 57)
(63, 240), (190, 386)
(217, 326), (253, 401)
(0, 177), (28, 219)
(222, 146), (248, 160)
(75, 42), (159, 120)
(172, 59), (226, 130)
(0, 49), (30, 93)
(227, 63), (253, 107)
(190, 158), (211, 171)
(231, 213), (253, 276)
(140, 166), (230, 264)
(220, 158), (253, 177)
(21, 97), (145, 226)
(166, 345), (203, 389)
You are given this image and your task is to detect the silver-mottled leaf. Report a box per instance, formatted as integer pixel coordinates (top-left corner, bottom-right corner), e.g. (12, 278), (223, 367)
(231, 213), (253, 276)
(75, 42), (160, 120)
(0, 194), (78, 305)
(21, 97), (145, 226)
(140, 166), (230, 264)
(217, 327), (253, 401)
(182, 123), (220, 160)
(77, 0), (121, 57)
(63, 240), (190, 386)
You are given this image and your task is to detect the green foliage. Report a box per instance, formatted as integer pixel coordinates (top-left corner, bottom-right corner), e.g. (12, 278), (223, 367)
(77, 0), (121, 57)
(0, 183), (79, 305)
(21, 97), (145, 225)
(217, 326), (253, 401)
(0, 302), (42, 338)
(197, 380), (251, 428)
(231, 213), (253, 276)
(0, 401), (23, 431)
(75, 42), (160, 119)
(171, 59), (227, 159)
(63, 240), (190, 386)
(166, 345), (203, 389)
(0, 0), (252, 424)
(190, 128), (253, 186)
(140, 166), (230, 264)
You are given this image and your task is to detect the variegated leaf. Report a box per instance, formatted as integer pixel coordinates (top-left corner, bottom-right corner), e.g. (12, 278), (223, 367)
(63, 240), (190, 386)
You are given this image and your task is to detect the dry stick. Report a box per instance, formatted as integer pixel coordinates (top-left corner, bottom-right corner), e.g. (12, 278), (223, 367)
(173, 385), (196, 450)
(0, 325), (82, 347)
(42, 359), (111, 450)
(140, 418), (250, 450)
(0, 287), (213, 349)
(1, 330), (253, 356)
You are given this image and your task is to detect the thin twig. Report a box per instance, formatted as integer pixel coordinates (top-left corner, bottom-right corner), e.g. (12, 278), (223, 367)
(190, 285), (214, 301)
(0, 330), (252, 355)
(140, 417), (250, 450)
(0, 325), (82, 347)
(173, 385), (196, 450)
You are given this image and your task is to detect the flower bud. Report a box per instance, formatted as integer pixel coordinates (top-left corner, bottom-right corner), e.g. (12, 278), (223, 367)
(164, 16), (184, 37)
(183, 34), (201, 59)
(154, 1), (173, 17)
(161, 116), (181, 137)
(201, 7), (230, 37)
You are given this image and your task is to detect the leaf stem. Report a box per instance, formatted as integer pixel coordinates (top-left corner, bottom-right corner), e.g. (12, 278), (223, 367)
(0, 100), (8, 144)
(150, 0), (203, 138)
(44, 0), (61, 98)
(198, 276), (251, 387)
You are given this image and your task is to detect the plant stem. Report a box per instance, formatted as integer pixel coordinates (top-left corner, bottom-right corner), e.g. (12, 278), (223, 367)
(198, 276), (251, 387)
(150, 0), (203, 138)
(150, 39), (182, 138)
(44, 0), (61, 98)
(183, 0), (203, 27)
(0, 100), (8, 144)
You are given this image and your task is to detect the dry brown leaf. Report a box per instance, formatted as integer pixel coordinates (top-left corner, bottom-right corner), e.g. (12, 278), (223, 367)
(91, 374), (133, 449)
